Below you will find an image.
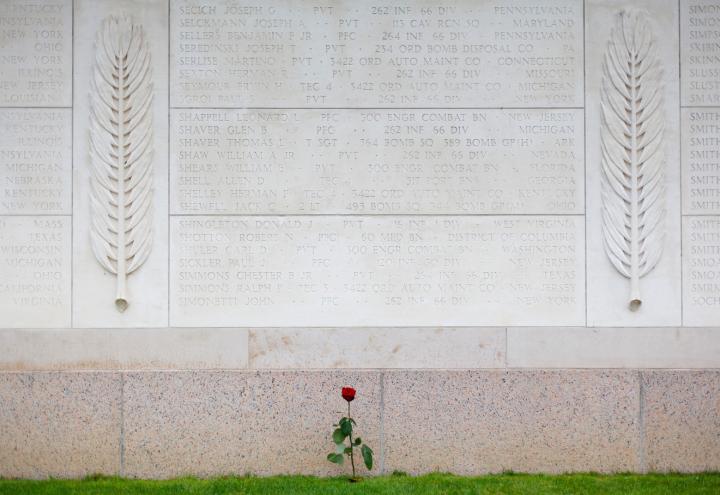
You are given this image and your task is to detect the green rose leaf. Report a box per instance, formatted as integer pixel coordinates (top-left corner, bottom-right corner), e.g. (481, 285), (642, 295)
(353, 437), (362, 446)
(327, 453), (344, 465)
(344, 447), (353, 455)
(340, 419), (352, 436)
(361, 444), (373, 470)
(332, 428), (346, 445)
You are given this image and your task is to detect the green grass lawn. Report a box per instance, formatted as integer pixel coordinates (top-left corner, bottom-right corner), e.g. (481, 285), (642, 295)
(1, 473), (719, 495)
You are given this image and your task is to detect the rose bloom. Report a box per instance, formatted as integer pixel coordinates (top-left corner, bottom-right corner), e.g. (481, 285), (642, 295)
(342, 387), (356, 402)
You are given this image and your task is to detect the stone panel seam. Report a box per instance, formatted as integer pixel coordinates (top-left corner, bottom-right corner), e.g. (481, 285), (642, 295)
(504, 327), (508, 368)
(69, 0), (74, 329)
(638, 370), (647, 473)
(119, 372), (125, 477)
(167, 0), (171, 329)
(379, 370), (385, 475)
(678, 0), (684, 326)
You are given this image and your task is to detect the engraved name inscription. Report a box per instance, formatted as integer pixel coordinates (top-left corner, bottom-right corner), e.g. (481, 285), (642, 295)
(0, 216), (70, 327)
(171, 109), (583, 214)
(683, 216), (720, 325)
(0, 0), (71, 106)
(0, 109), (71, 214)
(171, 0), (582, 107)
(683, 109), (720, 214)
(682, 0), (720, 105)
(170, 216), (585, 327)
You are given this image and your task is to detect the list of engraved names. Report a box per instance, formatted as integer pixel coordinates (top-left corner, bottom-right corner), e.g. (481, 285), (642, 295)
(172, 1), (583, 107)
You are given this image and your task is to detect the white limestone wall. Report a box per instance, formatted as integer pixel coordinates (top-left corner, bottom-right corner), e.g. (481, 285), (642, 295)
(0, 0), (718, 370)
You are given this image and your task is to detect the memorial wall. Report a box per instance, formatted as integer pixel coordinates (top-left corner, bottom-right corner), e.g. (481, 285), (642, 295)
(0, 0), (719, 478)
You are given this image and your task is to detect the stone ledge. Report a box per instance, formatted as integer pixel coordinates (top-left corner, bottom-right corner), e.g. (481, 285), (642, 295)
(0, 328), (248, 370)
(507, 327), (720, 368)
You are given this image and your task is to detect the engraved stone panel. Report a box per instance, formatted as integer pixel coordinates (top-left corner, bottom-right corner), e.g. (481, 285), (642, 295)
(586, 0), (681, 326)
(682, 109), (720, 214)
(0, 0), (72, 107)
(683, 216), (720, 326)
(170, 216), (585, 327)
(0, 109), (71, 214)
(171, 109), (583, 214)
(170, 0), (583, 108)
(0, 216), (70, 328)
(681, 0), (720, 106)
(72, 0), (168, 328)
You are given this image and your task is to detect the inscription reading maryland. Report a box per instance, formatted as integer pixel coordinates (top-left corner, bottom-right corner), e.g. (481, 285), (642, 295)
(172, 1), (583, 107)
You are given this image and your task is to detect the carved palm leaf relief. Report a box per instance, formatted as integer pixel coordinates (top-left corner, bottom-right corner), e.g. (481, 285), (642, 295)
(600, 10), (665, 311)
(89, 15), (154, 312)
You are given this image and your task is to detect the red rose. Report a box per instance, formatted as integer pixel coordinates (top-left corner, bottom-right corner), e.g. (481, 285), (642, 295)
(341, 387), (356, 402)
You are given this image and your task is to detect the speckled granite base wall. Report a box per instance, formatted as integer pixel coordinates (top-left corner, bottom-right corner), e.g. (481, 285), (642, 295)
(0, 370), (718, 479)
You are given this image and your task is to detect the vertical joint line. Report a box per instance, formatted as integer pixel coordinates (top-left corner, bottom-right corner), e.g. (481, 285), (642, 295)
(120, 372), (126, 477)
(379, 371), (385, 475)
(678, 0), (684, 325)
(167, 0), (172, 327)
(70, 0), (75, 328)
(582, 0), (588, 326)
(504, 327), (508, 368)
(638, 370), (646, 473)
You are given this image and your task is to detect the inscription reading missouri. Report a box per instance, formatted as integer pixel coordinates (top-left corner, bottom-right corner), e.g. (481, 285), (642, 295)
(170, 216), (585, 327)
(172, 0), (583, 107)
(172, 109), (583, 214)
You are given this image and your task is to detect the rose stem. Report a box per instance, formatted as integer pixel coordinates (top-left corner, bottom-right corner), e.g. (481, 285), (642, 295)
(348, 401), (356, 478)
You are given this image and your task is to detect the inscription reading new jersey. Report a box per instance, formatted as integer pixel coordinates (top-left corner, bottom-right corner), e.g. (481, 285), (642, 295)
(171, 109), (583, 214)
(172, 0), (583, 107)
(170, 216), (585, 326)
(0, 0), (71, 106)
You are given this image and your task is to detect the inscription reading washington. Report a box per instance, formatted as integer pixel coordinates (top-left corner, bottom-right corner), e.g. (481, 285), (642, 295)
(172, 1), (583, 107)
(170, 216), (585, 327)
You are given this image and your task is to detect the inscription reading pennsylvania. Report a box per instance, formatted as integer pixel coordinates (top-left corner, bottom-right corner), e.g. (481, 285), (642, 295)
(172, 0), (583, 107)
